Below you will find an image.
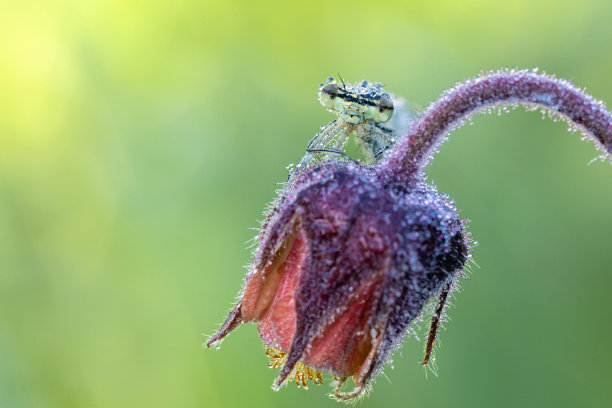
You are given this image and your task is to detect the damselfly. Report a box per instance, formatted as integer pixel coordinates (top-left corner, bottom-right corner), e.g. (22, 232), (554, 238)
(289, 77), (414, 174)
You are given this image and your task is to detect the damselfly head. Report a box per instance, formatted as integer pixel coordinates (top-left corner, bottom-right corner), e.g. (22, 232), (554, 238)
(318, 78), (394, 125)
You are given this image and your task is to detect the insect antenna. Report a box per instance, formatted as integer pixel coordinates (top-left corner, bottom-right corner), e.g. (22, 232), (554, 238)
(337, 73), (347, 91)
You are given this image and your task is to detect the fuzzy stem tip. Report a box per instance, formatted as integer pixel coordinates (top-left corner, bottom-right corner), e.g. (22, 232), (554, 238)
(378, 68), (612, 184)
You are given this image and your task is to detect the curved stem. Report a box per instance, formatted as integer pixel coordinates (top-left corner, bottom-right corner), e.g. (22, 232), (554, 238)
(376, 69), (612, 185)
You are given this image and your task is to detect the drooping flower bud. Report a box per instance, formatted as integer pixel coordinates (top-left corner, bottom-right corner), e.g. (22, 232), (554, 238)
(207, 162), (469, 399)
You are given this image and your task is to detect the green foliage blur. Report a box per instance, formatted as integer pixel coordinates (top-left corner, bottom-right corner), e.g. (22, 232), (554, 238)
(1, 1), (611, 407)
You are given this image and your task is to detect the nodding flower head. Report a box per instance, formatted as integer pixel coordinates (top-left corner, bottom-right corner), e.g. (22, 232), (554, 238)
(207, 69), (612, 402)
(208, 162), (468, 399)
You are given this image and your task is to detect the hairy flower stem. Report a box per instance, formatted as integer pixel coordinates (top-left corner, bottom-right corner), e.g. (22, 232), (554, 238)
(377, 69), (612, 185)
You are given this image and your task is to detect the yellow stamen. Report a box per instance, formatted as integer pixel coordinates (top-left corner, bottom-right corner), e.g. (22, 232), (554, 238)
(265, 347), (325, 389)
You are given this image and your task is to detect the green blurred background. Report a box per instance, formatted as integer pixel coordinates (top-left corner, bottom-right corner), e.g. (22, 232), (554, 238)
(1, 1), (611, 407)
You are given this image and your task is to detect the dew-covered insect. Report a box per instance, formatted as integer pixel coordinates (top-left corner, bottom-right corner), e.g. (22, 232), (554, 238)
(290, 77), (413, 174)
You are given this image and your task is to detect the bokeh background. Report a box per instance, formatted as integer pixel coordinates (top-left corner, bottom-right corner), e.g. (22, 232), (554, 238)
(1, 1), (611, 407)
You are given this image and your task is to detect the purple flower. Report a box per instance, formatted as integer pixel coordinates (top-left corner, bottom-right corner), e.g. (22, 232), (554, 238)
(207, 69), (612, 401)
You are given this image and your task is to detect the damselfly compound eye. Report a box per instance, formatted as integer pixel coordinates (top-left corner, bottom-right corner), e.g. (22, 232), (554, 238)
(320, 82), (340, 98)
(372, 93), (394, 123)
(318, 82), (341, 113)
